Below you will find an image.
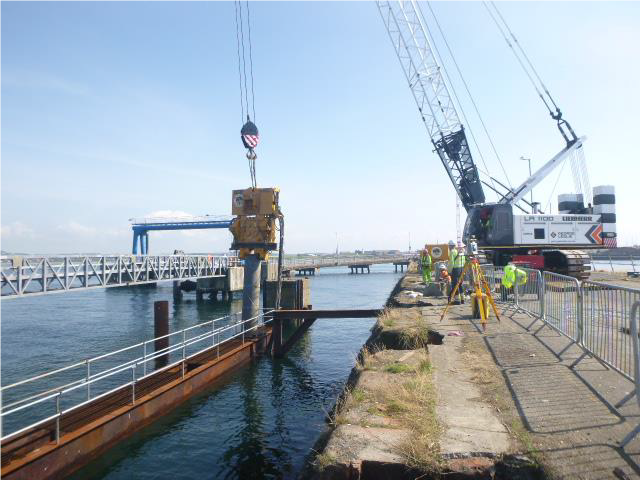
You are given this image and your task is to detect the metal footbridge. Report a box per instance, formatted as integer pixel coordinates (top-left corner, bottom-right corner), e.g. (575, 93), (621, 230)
(271, 253), (414, 274)
(1, 255), (239, 298)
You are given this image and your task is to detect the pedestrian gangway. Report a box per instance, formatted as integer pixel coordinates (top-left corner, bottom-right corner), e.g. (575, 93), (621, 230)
(0, 254), (239, 298)
(271, 253), (414, 274)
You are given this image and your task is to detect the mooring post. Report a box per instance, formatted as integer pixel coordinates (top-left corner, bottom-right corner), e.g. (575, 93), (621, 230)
(173, 280), (183, 301)
(242, 254), (262, 335)
(154, 300), (169, 370)
(272, 317), (283, 356)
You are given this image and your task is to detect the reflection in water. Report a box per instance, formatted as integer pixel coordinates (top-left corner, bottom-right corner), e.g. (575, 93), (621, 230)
(221, 368), (278, 479)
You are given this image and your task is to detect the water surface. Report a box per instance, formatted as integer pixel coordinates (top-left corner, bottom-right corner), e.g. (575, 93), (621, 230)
(1, 264), (401, 479)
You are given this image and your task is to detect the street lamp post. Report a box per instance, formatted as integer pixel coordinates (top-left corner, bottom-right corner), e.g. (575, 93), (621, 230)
(520, 156), (533, 206)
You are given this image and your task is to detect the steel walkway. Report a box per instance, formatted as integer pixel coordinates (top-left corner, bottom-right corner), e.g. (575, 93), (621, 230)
(0, 312), (271, 479)
(1, 255), (239, 298)
(272, 254), (413, 273)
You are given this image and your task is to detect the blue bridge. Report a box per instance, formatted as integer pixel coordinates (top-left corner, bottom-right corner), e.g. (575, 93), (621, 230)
(130, 215), (232, 254)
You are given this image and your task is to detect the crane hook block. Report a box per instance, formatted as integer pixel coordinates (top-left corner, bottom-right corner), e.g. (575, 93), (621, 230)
(241, 120), (259, 150)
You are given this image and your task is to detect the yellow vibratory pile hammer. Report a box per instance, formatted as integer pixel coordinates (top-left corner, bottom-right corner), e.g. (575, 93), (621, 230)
(230, 187), (281, 260)
(229, 186), (285, 330)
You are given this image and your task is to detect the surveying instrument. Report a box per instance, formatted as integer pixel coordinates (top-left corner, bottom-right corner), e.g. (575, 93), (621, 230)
(439, 239), (501, 332)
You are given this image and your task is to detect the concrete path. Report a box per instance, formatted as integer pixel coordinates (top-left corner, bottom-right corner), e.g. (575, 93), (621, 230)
(430, 331), (512, 457)
(430, 300), (640, 479)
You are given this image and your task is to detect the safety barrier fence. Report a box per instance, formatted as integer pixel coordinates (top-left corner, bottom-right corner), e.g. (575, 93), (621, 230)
(481, 264), (640, 447)
(0, 310), (272, 443)
(621, 301), (640, 447)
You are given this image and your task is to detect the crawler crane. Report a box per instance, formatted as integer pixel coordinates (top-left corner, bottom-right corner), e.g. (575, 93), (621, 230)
(377, 1), (616, 279)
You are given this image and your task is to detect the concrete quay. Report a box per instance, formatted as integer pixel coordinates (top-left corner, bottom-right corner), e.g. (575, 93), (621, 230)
(311, 272), (640, 479)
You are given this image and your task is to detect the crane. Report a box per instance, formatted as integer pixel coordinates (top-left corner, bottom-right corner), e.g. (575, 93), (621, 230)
(377, 0), (616, 279)
(377, 0), (484, 212)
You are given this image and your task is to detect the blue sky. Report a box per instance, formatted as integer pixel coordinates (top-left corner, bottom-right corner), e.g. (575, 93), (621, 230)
(2, 1), (639, 254)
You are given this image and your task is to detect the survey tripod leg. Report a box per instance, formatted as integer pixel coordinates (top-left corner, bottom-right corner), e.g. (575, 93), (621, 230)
(440, 259), (501, 332)
(439, 261), (471, 322)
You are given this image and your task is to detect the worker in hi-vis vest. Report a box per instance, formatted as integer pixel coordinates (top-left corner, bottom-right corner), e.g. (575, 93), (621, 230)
(502, 264), (528, 289)
(448, 241), (466, 304)
(421, 249), (432, 283)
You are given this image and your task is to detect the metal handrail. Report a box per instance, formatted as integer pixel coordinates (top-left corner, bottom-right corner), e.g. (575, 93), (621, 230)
(1, 254), (240, 298)
(1, 310), (272, 442)
(269, 254), (413, 269)
(129, 215), (232, 225)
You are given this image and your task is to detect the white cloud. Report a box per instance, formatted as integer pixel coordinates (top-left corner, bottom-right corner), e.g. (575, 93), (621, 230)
(144, 210), (195, 219)
(0, 221), (36, 238)
(56, 221), (128, 238)
(59, 221), (97, 236)
(3, 69), (91, 96)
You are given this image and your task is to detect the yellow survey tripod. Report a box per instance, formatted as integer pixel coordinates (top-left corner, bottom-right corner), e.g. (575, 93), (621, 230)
(439, 257), (501, 332)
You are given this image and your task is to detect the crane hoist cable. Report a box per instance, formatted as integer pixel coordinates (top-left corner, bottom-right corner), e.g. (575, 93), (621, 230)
(485, 1), (590, 205)
(234, 0), (259, 188)
(232, 2), (285, 313)
(483, 1), (579, 147)
(490, 1), (560, 113)
(482, 1), (553, 116)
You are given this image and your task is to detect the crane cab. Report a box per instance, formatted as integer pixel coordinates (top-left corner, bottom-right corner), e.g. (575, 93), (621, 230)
(464, 204), (514, 247)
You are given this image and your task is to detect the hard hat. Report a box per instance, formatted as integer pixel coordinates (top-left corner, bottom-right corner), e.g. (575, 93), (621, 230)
(448, 240), (455, 247)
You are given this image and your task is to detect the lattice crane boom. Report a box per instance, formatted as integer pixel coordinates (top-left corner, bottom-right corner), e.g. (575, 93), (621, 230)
(377, 0), (485, 211)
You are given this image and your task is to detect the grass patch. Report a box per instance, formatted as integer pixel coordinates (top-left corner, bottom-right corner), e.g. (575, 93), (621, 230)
(312, 451), (337, 472)
(385, 363), (413, 374)
(330, 385), (357, 426)
(356, 344), (384, 371)
(394, 368), (442, 472)
(417, 359), (432, 373)
(400, 317), (429, 349)
(362, 350), (442, 472)
(385, 399), (408, 415)
(376, 309), (397, 328)
(352, 388), (366, 403)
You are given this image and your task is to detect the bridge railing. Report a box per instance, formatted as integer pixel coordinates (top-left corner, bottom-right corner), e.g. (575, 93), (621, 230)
(129, 215), (232, 225)
(270, 254), (414, 270)
(1, 255), (240, 298)
(0, 309), (272, 443)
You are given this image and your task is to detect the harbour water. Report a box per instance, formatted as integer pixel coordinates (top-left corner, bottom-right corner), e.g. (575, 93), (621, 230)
(1, 264), (402, 479)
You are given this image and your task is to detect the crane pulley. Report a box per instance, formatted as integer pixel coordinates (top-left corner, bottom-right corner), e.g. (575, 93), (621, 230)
(241, 116), (259, 188)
